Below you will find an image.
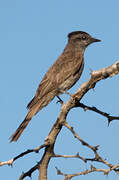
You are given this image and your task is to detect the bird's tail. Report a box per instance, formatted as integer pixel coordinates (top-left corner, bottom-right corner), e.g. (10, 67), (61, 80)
(10, 103), (40, 142)
(10, 91), (56, 142)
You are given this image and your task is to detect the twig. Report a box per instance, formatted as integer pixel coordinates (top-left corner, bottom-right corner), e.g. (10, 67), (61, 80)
(56, 164), (119, 180)
(76, 102), (119, 125)
(0, 142), (49, 167)
(63, 121), (99, 153)
(53, 153), (86, 163)
(19, 163), (39, 180)
(63, 121), (119, 172)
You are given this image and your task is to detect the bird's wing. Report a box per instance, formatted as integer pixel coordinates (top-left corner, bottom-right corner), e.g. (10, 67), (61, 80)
(37, 51), (83, 97)
(27, 51), (83, 109)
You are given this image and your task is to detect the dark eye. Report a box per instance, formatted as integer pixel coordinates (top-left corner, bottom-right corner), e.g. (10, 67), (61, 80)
(82, 36), (87, 40)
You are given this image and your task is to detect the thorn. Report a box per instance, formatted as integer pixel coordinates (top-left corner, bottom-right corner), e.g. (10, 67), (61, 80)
(108, 118), (112, 126)
(84, 107), (88, 111)
(71, 126), (74, 131)
(8, 159), (14, 167)
(94, 145), (100, 151)
(55, 167), (62, 175)
(22, 171), (24, 176)
(9, 163), (13, 168)
(92, 87), (95, 91)
(108, 120), (110, 126)
(89, 68), (93, 73)
(35, 150), (39, 153)
(29, 174), (32, 179)
(104, 171), (109, 175)
(76, 152), (79, 156)
(91, 165), (96, 170)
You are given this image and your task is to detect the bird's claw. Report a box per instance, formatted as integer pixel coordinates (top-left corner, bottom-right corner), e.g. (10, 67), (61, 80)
(56, 96), (64, 105)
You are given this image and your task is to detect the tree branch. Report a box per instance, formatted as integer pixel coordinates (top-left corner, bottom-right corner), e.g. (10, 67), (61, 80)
(53, 153), (87, 163)
(1, 61), (119, 180)
(63, 121), (114, 166)
(56, 164), (119, 180)
(76, 102), (119, 125)
(19, 163), (39, 180)
(0, 142), (49, 167)
(14, 61), (119, 179)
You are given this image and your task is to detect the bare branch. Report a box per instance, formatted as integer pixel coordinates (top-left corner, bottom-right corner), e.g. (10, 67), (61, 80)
(0, 159), (13, 167)
(0, 142), (48, 167)
(13, 61), (119, 179)
(1, 61), (119, 179)
(63, 121), (119, 175)
(19, 163), (39, 180)
(73, 61), (119, 101)
(76, 102), (119, 125)
(56, 164), (119, 180)
(63, 121), (99, 152)
(53, 153), (87, 163)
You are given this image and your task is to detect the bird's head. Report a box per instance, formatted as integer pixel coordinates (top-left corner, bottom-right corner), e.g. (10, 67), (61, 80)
(68, 31), (101, 49)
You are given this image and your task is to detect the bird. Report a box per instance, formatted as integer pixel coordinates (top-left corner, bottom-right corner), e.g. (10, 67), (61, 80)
(10, 31), (101, 142)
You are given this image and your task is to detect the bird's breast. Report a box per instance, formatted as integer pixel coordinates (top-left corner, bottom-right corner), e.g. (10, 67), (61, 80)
(58, 59), (84, 91)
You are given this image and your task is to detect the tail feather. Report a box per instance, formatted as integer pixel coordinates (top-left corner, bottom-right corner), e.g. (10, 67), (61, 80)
(27, 96), (39, 109)
(10, 116), (31, 142)
(10, 91), (56, 142)
(10, 102), (41, 142)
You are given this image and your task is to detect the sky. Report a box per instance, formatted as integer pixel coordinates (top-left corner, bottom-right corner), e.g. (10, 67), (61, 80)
(0, 0), (119, 180)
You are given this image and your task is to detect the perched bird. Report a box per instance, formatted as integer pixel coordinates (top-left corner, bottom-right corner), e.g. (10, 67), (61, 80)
(10, 31), (101, 142)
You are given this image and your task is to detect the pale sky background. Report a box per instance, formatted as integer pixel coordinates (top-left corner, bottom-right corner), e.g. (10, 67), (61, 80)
(1, 1), (119, 180)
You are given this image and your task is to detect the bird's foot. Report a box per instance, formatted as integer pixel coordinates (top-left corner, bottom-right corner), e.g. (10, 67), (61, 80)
(58, 89), (73, 97)
(56, 96), (64, 105)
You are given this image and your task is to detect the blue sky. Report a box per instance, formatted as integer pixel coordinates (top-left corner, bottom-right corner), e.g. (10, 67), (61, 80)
(0, 0), (119, 180)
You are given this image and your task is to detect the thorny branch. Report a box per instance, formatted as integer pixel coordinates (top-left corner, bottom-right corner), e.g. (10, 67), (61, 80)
(0, 141), (49, 167)
(55, 121), (119, 179)
(56, 164), (119, 180)
(76, 102), (119, 125)
(1, 61), (119, 180)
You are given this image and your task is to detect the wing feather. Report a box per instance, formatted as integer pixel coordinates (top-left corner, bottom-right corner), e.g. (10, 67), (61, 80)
(27, 46), (83, 109)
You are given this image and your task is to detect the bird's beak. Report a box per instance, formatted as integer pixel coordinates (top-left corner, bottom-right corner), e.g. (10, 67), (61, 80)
(91, 37), (101, 43)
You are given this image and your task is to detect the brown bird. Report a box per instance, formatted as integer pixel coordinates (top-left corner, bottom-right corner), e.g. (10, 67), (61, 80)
(10, 31), (101, 142)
